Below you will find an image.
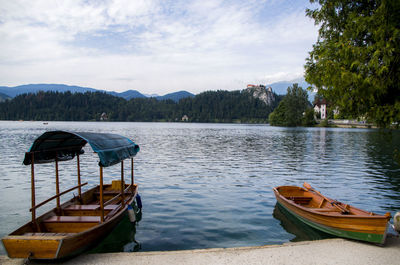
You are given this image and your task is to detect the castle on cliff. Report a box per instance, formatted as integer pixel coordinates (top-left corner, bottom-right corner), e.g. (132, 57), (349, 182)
(246, 84), (275, 106)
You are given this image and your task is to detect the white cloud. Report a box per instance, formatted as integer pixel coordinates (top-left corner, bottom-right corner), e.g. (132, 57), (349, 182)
(107, 0), (159, 26)
(0, 0), (318, 94)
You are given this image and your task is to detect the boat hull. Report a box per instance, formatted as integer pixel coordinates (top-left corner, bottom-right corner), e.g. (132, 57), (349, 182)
(273, 186), (390, 244)
(2, 185), (137, 260)
(3, 201), (133, 259)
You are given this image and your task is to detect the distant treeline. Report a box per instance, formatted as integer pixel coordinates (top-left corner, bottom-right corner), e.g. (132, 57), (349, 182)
(0, 90), (282, 123)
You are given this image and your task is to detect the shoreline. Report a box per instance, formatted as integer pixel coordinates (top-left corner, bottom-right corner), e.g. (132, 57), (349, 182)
(1, 119), (390, 129)
(1, 237), (399, 265)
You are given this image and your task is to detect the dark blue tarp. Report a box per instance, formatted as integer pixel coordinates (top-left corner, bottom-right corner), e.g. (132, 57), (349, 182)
(23, 131), (140, 167)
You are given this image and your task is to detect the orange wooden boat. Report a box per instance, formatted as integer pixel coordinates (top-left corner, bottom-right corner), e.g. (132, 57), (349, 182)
(273, 183), (391, 244)
(2, 131), (140, 260)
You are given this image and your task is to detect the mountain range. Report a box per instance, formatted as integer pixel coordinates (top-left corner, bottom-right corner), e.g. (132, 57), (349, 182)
(0, 84), (195, 102)
(0, 92), (10, 102)
(266, 79), (312, 95)
(0, 79), (314, 102)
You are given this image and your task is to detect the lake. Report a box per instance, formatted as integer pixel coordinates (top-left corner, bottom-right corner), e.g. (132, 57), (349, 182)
(0, 121), (399, 254)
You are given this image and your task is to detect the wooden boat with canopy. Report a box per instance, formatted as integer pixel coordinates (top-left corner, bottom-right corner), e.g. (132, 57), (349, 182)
(2, 130), (140, 260)
(273, 183), (391, 244)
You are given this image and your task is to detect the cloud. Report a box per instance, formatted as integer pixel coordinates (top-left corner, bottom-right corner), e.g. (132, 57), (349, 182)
(0, 0), (318, 94)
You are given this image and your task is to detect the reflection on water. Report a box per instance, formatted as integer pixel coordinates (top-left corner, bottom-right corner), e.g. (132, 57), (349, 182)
(0, 121), (399, 254)
(365, 131), (400, 213)
(89, 206), (142, 253)
(273, 203), (333, 242)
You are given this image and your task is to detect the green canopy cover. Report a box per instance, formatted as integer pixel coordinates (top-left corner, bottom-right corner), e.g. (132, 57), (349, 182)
(23, 131), (140, 167)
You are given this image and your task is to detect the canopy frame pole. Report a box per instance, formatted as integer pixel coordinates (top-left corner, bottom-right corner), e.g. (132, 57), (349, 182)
(30, 153), (36, 223)
(77, 153), (82, 199)
(30, 152), (41, 232)
(121, 161), (125, 205)
(131, 158), (134, 193)
(100, 166), (104, 223)
(55, 154), (60, 210)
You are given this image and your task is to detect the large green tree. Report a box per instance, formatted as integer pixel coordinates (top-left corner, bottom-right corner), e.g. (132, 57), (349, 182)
(304, 0), (400, 127)
(269, 84), (311, 126)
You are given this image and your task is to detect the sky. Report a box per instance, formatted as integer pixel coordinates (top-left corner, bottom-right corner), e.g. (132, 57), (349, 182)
(0, 0), (319, 94)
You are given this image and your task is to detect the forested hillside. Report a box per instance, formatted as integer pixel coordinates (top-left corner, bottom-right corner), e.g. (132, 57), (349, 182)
(0, 90), (281, 123)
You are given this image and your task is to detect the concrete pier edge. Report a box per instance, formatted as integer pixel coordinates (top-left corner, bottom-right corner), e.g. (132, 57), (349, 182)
(1, 237), (399, 265)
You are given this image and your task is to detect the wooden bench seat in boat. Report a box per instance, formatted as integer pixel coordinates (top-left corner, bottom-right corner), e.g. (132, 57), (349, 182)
(311, 208), (353, 215)
(285, 196), (313, 205)
(312, 208), (341, 212)
(64, 204), (118, 211)
(94, 190), (133, 196)
(43, 216), (101, 223)
(42, 216), (101, 233)
(62, 204), (119, 216)
(23, 232), (75, 236)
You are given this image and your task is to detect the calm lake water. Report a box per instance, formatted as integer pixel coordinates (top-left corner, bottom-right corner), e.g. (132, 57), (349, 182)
(0, 121), (400, 254)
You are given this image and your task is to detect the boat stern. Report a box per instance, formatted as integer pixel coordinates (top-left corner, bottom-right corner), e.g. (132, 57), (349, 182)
(2, 235), (64, 259)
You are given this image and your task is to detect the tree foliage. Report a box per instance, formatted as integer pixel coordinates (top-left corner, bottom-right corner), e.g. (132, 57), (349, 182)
(302, 108), (317, 126)
(305, 0), (400, 127)
(0, 90), (280, 123)
(269, 84), (311, 126)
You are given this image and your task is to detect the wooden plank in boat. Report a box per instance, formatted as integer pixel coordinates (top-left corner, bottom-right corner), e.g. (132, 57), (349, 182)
(94, 190), (133, 195)
(43, 216), (101, 223)
(43, 221), (98, 233)
(64, 204), (118, 211)
(23, 233), (75, 236)
(286, 196), (313, 205)
(312, 208), (342, 212)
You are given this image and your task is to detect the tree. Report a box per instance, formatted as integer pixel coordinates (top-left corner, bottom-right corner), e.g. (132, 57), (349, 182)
(269, 84), (311, 126)
(304, 0), (400, 128)
(0, 89), (280, 123)
(302, 108), (317, 126)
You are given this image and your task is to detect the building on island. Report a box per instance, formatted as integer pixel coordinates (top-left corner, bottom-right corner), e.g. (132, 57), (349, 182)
(314, 99), (327, 120)
(100, 112), (108, 121)
(181, 115), (189, 122)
